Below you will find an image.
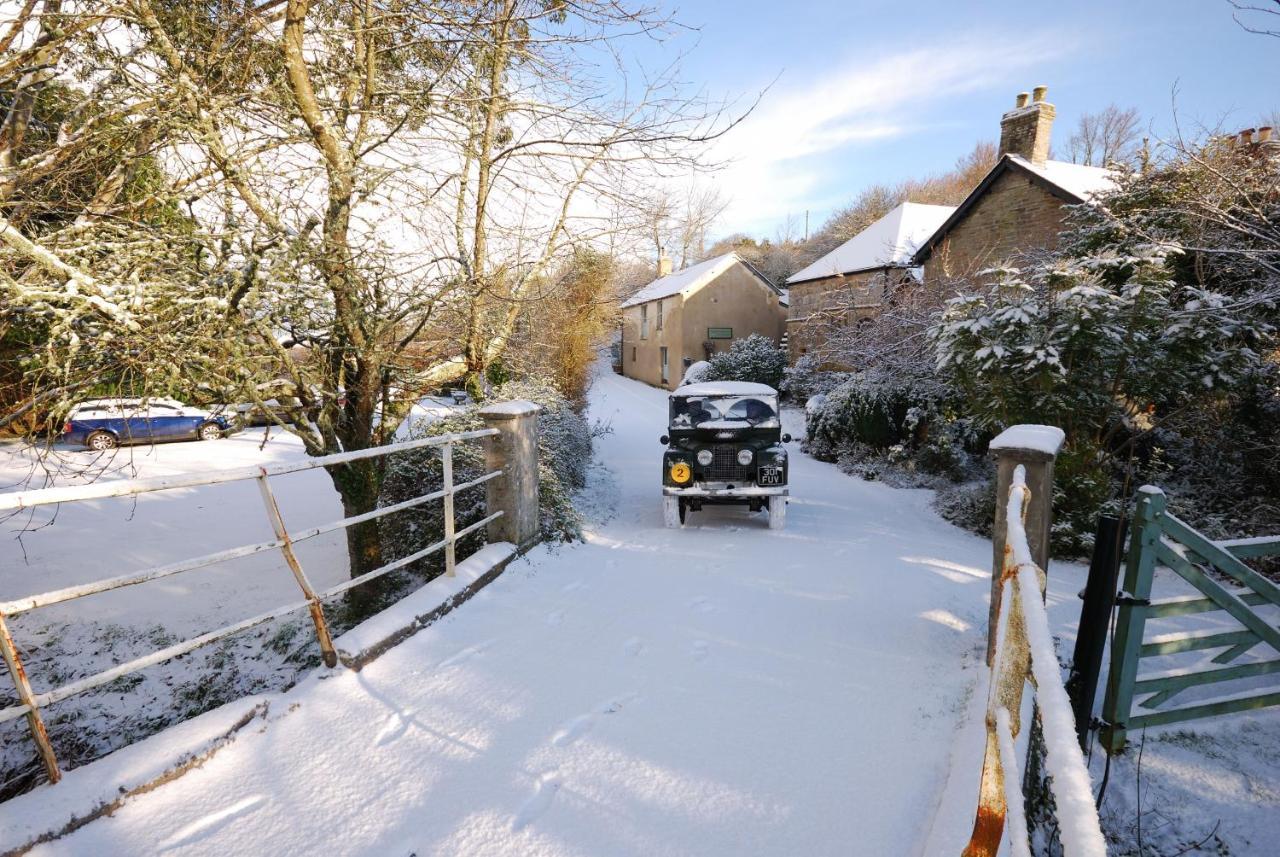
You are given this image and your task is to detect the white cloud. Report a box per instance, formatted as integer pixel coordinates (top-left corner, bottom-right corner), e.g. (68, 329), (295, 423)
(705, 30), (1081, 236)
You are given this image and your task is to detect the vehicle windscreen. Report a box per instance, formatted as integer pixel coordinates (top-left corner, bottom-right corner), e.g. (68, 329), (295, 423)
(670, 395), (779, 429)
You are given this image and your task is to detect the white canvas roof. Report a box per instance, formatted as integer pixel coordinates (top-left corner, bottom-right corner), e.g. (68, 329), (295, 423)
(672, 381), (778, 398)
(786, 202), (955, 285)
(621, 253), (775, 309)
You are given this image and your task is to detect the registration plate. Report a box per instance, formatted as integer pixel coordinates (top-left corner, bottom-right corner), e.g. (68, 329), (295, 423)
(758, 465), (783, 486)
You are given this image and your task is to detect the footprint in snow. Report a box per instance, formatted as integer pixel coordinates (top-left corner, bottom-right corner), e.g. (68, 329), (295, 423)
(512, 770), (562, 831)
(561, 580), (584, 593)
(551, 692), (639, 747)
(691, 640), (710, 661)
(688, 596), (715, 613)
(622, 636), (644, 657)
(546, 610), (565, 626)
(374, 708), (413, 746)
(437, 640), (495, 670)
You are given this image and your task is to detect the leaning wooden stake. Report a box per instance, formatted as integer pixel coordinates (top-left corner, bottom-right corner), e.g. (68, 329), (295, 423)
(256, 471), (337, 668)
(0, 609), (61, 783)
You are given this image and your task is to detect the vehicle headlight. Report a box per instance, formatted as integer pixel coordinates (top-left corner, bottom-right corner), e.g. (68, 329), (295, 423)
(696, 449), (713, 466)
(737, 448), (754, 466)
(670, 462), (692, 483)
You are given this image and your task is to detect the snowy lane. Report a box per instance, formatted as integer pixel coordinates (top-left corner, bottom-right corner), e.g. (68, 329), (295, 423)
(29, 371), (998, 857)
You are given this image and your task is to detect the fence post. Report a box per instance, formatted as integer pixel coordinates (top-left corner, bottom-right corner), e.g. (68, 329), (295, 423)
(1101, 486), (1164, 753)
(1067, 514), (1128, 750)
(0, 610), (61, 783)
(987, 425), (1065, 665)
(479, 401), (541, 551)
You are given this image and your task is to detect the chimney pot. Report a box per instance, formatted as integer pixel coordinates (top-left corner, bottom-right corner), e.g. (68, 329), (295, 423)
(1258, 126), (1273, 143)
(1015, 92), (1030, 108)
(1032, 85), (1048, 103)
(1240, 128), (1256, 145)
(657, 252), (673, 278)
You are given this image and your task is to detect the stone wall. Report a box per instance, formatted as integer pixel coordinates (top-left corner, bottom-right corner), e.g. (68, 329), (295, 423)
(785, 268), (903, 363)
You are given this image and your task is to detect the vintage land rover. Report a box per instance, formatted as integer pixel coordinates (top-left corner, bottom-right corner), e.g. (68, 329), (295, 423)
(660, 381), (791, 529)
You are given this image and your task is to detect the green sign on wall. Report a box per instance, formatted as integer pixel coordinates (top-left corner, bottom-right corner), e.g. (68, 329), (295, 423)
(707, 327), (733, 340)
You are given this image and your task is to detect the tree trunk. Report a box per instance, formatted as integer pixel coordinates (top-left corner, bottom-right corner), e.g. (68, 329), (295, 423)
(328, 456), (389, 616)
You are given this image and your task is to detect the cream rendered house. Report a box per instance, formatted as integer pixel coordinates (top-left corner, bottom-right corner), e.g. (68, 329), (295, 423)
(620, 252), (787, 388)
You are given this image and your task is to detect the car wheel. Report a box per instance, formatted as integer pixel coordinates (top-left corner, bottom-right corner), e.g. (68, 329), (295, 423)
(86, 431), (118, 451)
(678, 498), (688, 524)
(767, 496), (787, 531)
(663, 496), (683, 529)
(198, 422), (223, 441)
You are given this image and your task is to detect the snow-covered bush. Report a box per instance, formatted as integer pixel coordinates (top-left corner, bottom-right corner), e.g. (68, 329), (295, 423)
(805, 369), (947, 456)
(701, 334), (787, 390)
(781, 355), (849, 401)
(377, 378), (588, 581)
(929, 150), (1278, 554)
(680, 360), (712, 386)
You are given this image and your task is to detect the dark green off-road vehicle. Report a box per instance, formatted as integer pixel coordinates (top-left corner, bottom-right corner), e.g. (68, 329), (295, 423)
(659, 382), (791, 529)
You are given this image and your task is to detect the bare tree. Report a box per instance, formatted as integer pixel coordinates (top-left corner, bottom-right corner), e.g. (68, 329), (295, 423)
(0, 0), (747, 593)
(639, 182), (728, 267)
(1065, 104), (1142, 167)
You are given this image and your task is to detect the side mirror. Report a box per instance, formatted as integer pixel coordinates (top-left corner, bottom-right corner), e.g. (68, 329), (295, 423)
(659, 435), (670, 445)
(782, 433), (792, 443)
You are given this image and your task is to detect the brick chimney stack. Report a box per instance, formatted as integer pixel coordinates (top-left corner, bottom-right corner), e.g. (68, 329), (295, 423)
(657, 250), (673, 278)
(998, 85), (1055, 165)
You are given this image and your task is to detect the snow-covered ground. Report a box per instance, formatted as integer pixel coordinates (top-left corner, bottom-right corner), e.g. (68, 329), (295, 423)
(3, 369), (1278, 855)
(9, 369), (1003, 856)
(0, 430), (350, 796)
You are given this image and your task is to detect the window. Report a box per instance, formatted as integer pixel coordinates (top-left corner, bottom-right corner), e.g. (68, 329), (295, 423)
(707, 327), (733, 340)
(631, 346), (636, 362)
(656, 300), (663, 331)
(641, 305), (649, 339)
(660, 347), (669, 384)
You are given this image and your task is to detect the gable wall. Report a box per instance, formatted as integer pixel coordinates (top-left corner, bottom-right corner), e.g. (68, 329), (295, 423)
(922, 169), (1070, 289)
(680, 263), (786, 373)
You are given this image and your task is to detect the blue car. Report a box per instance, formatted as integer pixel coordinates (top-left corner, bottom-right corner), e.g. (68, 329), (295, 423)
(61, 398), (236, 451)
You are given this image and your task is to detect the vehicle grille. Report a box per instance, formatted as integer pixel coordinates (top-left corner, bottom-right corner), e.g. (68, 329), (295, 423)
(705, 445), (753, 481)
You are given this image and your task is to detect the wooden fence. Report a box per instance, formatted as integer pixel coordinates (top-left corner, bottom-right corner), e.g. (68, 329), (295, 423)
(0, 427), (505, 785)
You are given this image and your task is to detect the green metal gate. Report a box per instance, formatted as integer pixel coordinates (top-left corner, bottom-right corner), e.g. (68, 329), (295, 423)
(1101, 486), (1280, 752)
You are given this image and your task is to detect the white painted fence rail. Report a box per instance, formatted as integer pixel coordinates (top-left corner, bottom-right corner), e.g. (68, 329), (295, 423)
(0, 428), (502, 785)
(962, 465), (1107, 857)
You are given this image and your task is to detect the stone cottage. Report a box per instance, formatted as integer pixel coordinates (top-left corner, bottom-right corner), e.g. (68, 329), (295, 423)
(619, 252), (787, 388)
(912, 86), (1115, 285)
(784, 202), (954, 363)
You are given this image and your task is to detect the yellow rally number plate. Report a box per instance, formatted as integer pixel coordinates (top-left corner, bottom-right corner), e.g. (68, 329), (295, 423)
(669, 462), (691, 483)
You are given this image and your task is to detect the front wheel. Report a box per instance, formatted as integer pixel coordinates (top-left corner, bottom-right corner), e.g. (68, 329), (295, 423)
(663, 496), (682, 529)
(767, 496), (787, 530)
(198, 422), (223, 441)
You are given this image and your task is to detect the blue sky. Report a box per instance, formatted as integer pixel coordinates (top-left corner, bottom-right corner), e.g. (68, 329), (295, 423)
(633, 0), (1280, 239)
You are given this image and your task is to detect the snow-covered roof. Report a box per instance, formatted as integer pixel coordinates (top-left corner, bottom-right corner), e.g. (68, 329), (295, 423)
(620, 253), (775, 309)
(1007, 155), (1115, 201)
(786, 203), (955, 285)
(913, 155), (1118, 265)
(672, 381), (778, 398)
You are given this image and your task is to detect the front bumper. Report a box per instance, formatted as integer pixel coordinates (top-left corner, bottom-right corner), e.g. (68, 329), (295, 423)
(664, 483), (788, 498)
